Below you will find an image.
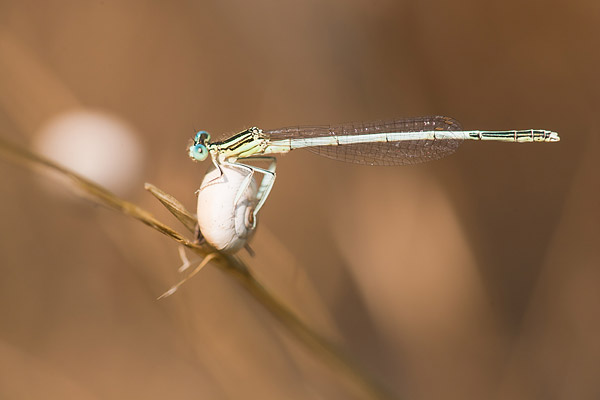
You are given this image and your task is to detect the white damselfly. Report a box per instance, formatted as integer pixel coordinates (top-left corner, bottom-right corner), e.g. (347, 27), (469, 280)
(160, 116), (559, 297)
(189, 115), (559, 245)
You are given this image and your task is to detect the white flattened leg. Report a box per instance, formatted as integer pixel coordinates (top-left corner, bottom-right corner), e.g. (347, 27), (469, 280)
(220, 161), (256, 207)
(226, 157), (276, 228)
(177, 245), (192, 272)
(158, 253), (218, 299)
(199, 155), (230, 191)
(250, 156), (276, 216)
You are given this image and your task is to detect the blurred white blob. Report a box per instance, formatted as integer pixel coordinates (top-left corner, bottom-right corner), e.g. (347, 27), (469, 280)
(33, 108), (144, 196)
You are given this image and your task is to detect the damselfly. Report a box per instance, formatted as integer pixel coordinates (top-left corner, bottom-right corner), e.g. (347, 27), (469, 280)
(189, 116), (559, 245)
(159, 116), (559, 297)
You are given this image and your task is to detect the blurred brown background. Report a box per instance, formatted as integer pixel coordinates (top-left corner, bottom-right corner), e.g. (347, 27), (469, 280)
(0, 0), (598, 399)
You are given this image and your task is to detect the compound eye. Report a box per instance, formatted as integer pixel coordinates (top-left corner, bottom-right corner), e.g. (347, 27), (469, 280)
(189, 143), (208, 161)
(194, 130), (210, 144)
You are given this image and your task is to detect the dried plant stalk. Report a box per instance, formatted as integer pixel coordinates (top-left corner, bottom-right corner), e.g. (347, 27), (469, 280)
(0, 136), (397, 400)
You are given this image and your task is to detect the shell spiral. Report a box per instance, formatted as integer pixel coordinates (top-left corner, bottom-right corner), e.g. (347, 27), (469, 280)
(196, 165), (258, 253)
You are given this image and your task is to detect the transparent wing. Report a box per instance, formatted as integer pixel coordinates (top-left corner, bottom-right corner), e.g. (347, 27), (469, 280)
(263, 116), (463, 166)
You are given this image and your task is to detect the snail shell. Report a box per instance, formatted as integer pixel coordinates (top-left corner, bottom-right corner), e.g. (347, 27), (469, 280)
(196, 164), (258, 253)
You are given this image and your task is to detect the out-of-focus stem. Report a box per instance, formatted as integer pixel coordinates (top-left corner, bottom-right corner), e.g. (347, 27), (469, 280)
(0, 136), (397, 400)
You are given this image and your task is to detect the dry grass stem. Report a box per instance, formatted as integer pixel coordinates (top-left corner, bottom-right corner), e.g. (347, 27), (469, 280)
(0, 136), (397, 400)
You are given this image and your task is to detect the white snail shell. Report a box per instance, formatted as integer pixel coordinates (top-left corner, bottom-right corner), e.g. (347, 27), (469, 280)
(196, 164), (258, 253)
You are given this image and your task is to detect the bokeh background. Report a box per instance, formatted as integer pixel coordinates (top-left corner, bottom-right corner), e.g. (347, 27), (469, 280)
(0, 1), (598, 399)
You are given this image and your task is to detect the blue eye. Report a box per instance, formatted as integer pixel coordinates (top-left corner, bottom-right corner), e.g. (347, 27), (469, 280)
(194, 130), (210, 144)
(189, 144), (208, 161)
